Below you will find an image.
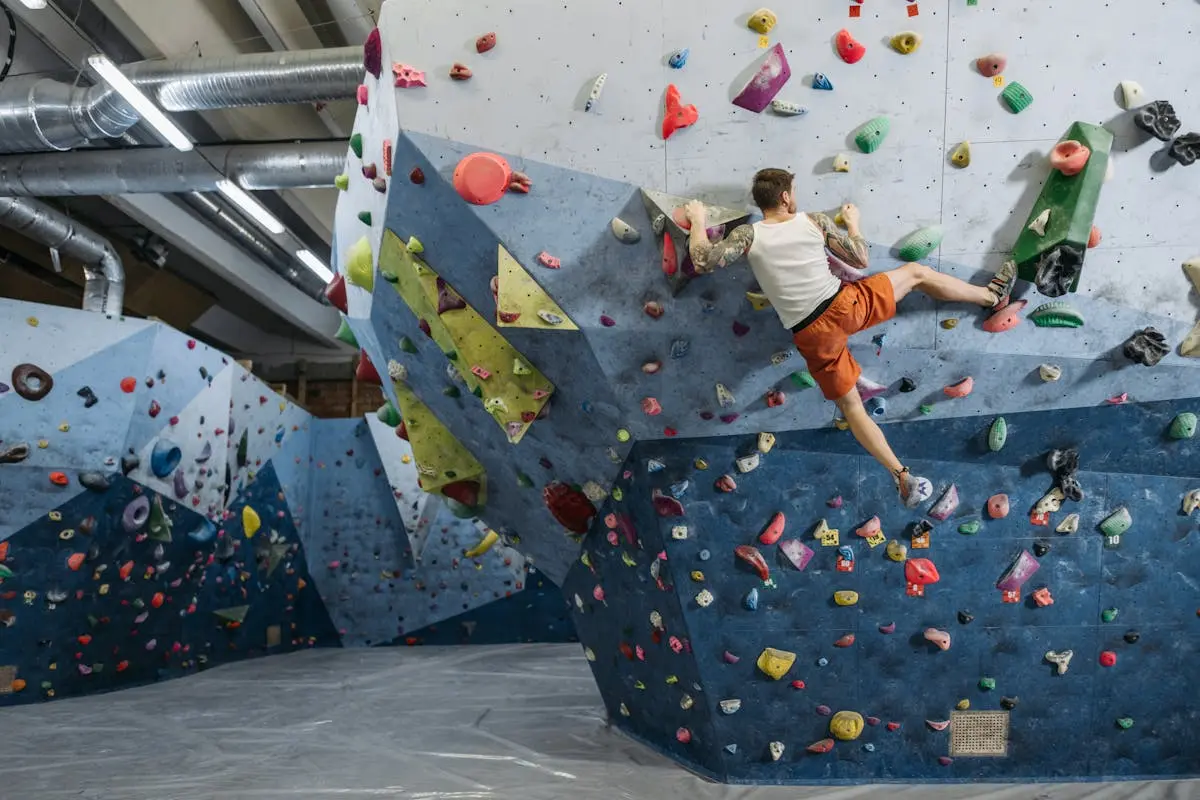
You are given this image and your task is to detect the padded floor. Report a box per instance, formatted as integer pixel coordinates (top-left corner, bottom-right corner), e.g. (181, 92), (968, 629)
(0, 645), (1195, 799)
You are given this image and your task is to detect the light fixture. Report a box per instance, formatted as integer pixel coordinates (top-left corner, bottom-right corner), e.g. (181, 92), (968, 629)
(16, 0), (49, 8)
(86, 54), (193, 152)
(296, 249), (334, 282)
(215, 180), (286, 235)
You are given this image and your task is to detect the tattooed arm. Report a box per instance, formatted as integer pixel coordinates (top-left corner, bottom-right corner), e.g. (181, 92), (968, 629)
(684, 200), (754, 273)
(808, 204), (870, 270)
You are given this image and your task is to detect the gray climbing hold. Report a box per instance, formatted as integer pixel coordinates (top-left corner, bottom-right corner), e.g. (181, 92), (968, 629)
(0, 443), (30, 464)
(77, 471), (112, 492)
(611, 217), (641, 243)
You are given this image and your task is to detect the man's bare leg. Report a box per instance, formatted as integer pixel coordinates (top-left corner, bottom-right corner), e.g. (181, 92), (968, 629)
(886, 261), (1015, 307)
(835, 388), (931, 507)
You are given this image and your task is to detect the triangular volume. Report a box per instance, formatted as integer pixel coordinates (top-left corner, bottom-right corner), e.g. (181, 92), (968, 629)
(496, 245), (579, 331)
(391, 380), (488, 502)
(640, 188), (751, 295)
(640, 188), (750, 235)
(214, 605), (250, 624)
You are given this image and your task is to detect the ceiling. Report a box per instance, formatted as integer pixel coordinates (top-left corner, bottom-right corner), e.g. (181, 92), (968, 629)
(0, 0), (382, 367)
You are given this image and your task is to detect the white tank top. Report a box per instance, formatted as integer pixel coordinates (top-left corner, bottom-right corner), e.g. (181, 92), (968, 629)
(747, 214), (842, 329)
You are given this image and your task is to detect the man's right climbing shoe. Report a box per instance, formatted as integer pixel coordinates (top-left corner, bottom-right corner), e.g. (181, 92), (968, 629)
(986, 259), (1018, 309)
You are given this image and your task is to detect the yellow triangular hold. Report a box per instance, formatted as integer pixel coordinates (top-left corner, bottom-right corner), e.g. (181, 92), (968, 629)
(242, 505), (261, 538)
(496, 245), (579, 331)
(392, 379), (488, 498)
(746, 291), (773, 311)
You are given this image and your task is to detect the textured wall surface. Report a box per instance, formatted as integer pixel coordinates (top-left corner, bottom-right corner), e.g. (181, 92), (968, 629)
(329, 0), (1200, 784)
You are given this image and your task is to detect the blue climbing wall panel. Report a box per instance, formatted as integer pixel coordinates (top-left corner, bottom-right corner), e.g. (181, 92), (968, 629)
(562, 396), (1200, 782)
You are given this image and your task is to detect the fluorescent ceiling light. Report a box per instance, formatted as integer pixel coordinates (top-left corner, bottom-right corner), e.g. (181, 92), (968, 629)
(86, 54), (193, 152)
(296, 249), (334, 283)
(215, 180), (285, 235)
(16, 0), (48, 8)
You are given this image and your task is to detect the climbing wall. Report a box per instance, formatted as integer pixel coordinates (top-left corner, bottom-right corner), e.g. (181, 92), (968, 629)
(331, 0), (1200, 784)
(0, 298), (567, 705)
(563, 398), (1200, 782)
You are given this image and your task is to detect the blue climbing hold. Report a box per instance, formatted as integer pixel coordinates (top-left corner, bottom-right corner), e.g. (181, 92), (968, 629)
(668, 479), (689, 499)
(813, 72), (833, 90)
(817, 657), (829, 667)
(837, 544), (855, 563)
(274, 426), (285, 443)
(647, 459), (666, 473)
(670, 339), (690, 359)
(744, 587), (759, 610)
(581, 401), (593, 413)
(866, 396), (887, 418)
(188, 519), (217, 543)
(669, 48), (689, 69)
(699, 549), (711, 561)
(150, 439), (182, 478)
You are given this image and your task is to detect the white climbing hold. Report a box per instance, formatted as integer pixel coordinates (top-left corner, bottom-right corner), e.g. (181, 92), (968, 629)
(1105, 157), (1115, 183)
(537, 310), (565, 325)
(610, 217), (641, 243)
(1056, 513), (1080, 534)
(716, 383), (735, 408)
(720, 699), (742, 715)
(1028, 209), (1051, 236)
(832, 153), (851, 173)
(1039, 363), (1062, 382)
(770, 350), (793, 365)
(696, 589), (714, 607)
(769, 741), (785, 761)
(1182, 489), (1200, 516)
(770, 99), (808, 116)
(585, 73), (607, 112)
(736, 453), (760, 473)
(1034, 487), (1065, 515)
(671, 525), (688, 540)
(1117, 80), (1145, 110)
(757, 432), (775, 454)
(1045, 649), (1074, 675)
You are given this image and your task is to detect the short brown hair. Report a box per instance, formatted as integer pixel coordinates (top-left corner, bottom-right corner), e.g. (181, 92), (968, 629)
(752, 168), (794, 211)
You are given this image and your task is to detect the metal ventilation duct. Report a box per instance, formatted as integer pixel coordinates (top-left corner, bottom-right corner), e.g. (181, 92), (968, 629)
(0, 141), (345, 195)
(0, 47), (362, 153)
(0, 196), (124, 314)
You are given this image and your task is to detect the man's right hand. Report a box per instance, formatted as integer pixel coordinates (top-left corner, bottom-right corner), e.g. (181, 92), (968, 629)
(684, 200), (707, 227)
(840, 203), (861, 230)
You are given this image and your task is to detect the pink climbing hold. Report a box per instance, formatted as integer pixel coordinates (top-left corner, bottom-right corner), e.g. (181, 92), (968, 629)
(1107, 393), (1129, 405)
(641, 397), (662, 416)
(996, 549), (1040, 591)
(363, 28), (382, 78)
(1088, 225), (1102, 248)
(866, 716), (881, 726)
(676, 727), (692, 743)
(943, 377), (974, 398)
(878, 621), (896, 634)
(983, 299), (1028, 333)
(593, 585), (606, 603)
(449, 63), (473, 81)
(732, 43), (793, 113)
(792, 679), (807, 689)
(732, 320), (750, 337)
(855, 516), (881, 538)
(715, 474), (737, 493)
(766, 389), (786, 407)
(827, 495), (843, 509)
(976, 53), (1007, 78)
(1050, 140), (1091, 176)
(816, 704), (832, 716)
(661, 233), (678, 277)
(987, 493), (1010, 519)
(356, 84), (368, 105)
(537, 252), (561, 269)
(924, 628), (951, 651)
(780, 539), (814, 571)
(724, 650), (741, 664)
(599, 314), (616, 327)
(652, 490), (685, 517)
(835, 29), (867, 64)
(392, 63), (427, 88)
(453, 152), (513, 205)
(509, 171), (532, 193)
(886, 721), (901, 732)
(938, 756), (954, 766)
(476, 32), (497, 54)
(662, 84), (699, 140)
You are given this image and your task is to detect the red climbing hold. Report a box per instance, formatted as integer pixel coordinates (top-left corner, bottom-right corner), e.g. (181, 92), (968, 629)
(442, 480), (481, 508)
(835, 29), (867, 64)
(324, 273), (348, 313)
(661, 232), (677, 277)
(886, 721), (901, 732)
(449, 63), (473, 81)
(396, 421), (409, 441)
(1099, 650), (1117, 667)
(807, 738), (835, 754)
(543, 481), (597, 533)
(834, 633), (855, 648)
(653, 491), (685, 517)
(735, 544), (770, 580)
(120, 377), (137, 394)
(476, 32), (497, 54)
(983, 299), (1028, 333)
(77, 634), (91, 645)
(151, 592), (165, 608)
(453, 152), (513, 206)
(662, 84), (699, 140)
(355, 351), (382, 384)
(758, 512), (786, 545)
(363, 27), (382, 79)
(988, 493), (1010, 519)
(410, 167), (425, 185)
(619, 642), (634, 660)
(791, 679), (806, 689)
(186, 339), (196, 350)
(148, 400), (161, 418)
(766, 389), (786, 407)
(641, 397), (662, 416)
(676, 727), (692, 744)
(49, 471), (69, 486)
(905, 557), (941, 585)
(66, 552), (85, 570)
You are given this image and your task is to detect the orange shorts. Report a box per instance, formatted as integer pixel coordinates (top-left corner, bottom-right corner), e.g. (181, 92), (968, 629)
(792, 273), (896, 400)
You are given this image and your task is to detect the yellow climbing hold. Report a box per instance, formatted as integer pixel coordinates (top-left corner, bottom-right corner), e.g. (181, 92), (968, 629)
(464, 529), (499, 558)
(242, 506), (262, 538)
(830, 710), (865, 741)
(746, 291), (773, 311)
(26, 316), (38, 327)
(616, 429), (631, 442)
(756, 647), (796, 680)
(747, 7), (778, 34)
(890, 31), (922, 55)
(57, 423), (70, 432)
(957, 699), (971, 710)
(834, 590), (859, 606)
(690, 570), (705, 582)
(344, 236), (375, 291)
(37, 440), (49, 449)
(951, 141), (971, 168)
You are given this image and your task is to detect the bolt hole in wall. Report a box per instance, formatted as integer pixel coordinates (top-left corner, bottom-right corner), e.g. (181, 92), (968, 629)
(333, 0), (1200, 785)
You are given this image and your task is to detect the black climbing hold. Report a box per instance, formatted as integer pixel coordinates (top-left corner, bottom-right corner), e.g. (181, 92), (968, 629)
(78, 471), (112, 492)
(120, 454), (140, 475)
(1123, 327), (1170, 367)
(899, 377), (917, 393)
(1032, 244), (1084, 298)
(1000, 696), (1019, 710)
(11, 362), (53, 401)
(1123, 630), (1140, 644)
(76, 386), (98, 408)
(1133, 100), (1181, 141)
(957, 610), (974, 625)
(1168, 132), (1200, 166)
(1033, 541), (1051, 557)
(0, 443), (30, 464)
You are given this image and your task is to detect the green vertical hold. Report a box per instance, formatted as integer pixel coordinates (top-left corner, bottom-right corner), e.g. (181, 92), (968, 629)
(357, 211), (373, 225)
(399, 336), (418, 353)
(791, 371), (816, 388)
(988, 417), (1008, 451)
(147, 495), (173, 542)
(376, 402), (401, 427)
(349, 132), (363, 158)
(334, 318), (358, 347)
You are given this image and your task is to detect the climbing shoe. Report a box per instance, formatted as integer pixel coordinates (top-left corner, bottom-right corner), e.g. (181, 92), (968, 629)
(986, 259), (1018, 309)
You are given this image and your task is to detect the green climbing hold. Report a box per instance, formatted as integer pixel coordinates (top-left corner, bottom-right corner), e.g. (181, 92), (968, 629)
(376, 402), (401, 427)
(1001, 82), (1034, 113)
(399, 336), (418, 353)
(1101, 607), (1119, 623)
(350, 132), (363, 158)
(334, 174), (350, 191)
(516, 471), (533, 488)
(1115, 717), (1134, 730)
(895, 225), (944, 262)
(380, 268), (399, 283)
(958, 519), (981, 535)
(919, 404), (934, 415)
(357, 211), (372, 225)
(854, 116), (891, 153)
(792, 371), (816, 388)
(345, 236), (375, 291)
(407, 236), (424, 254)
(1169, 412), (1197, 440)
(988, 417), (1008, 452)
(512, 359), (532, 376)
(0, 564), (13, 579)
(1029, 301), (1085, 328)
(1099, 506), (1132, 538)
(979, 677), (996, 691)
(334, 318), (358, 347)
(443, 386), (460, 398)
(147, 495), (172, 542)
(445, 350), (458, 361)
(471, 385), (483, 399)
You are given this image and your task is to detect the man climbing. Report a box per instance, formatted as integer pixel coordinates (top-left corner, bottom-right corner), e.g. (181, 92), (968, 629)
(685, 168), (1015, 507)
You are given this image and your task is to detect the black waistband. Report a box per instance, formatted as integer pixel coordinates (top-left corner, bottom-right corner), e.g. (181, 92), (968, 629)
(790, 287), (842, 333)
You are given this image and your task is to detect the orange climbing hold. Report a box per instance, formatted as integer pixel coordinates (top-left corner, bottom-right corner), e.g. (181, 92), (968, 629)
(983, 299), (1027, 333)
(834, 633), (855, 647)
(943, 377), (974, 398)
(119, 561), (133, 580)
(120, 376), (137, 393)
(66, 552), (85, 570)
(807, 738), (836, 754)
(453, 152), (513, 205)
(77, 634), (92, 645)
(49, 472), (69, 486)
(1088, 225), (1102, 248)
(662, 84), (699, 140)
(151, 592), (165, 608)
(10, 678), (25, 692)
